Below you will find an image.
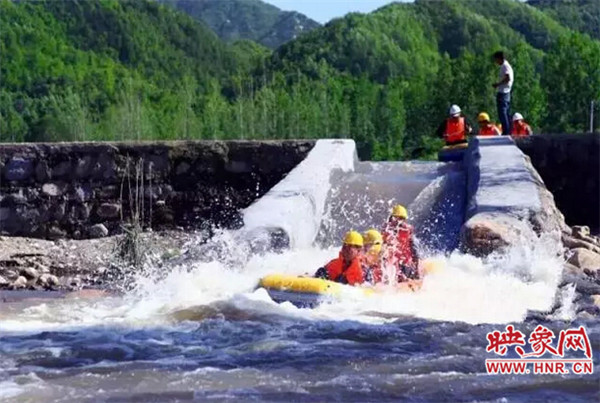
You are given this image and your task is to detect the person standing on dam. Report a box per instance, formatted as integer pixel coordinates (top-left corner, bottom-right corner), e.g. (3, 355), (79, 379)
(435, 104), (473, 146)
(492, 51), (514, 136)
(314, 231), (365, 285)
(382, 205), (421, 282)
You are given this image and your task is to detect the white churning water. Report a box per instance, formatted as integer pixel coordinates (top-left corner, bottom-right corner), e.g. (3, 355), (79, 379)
(0, 141), (567, 332)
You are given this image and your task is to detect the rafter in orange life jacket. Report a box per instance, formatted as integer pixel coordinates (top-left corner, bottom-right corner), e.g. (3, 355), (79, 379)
(324, 253), (364, 285)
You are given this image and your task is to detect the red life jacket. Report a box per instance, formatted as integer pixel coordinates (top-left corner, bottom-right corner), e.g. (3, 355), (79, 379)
(444, 117), (466, 144)
(511, 121), (531, 137)
(479, 124), (500, 136)
(383, 222), (415, 268)
(325, 253), (364, 285)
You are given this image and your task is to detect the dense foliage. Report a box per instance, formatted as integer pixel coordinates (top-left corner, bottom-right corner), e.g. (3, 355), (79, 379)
(158, 0), (320, 49)
(1, 0), (599, 160)
(528, 0), (600, 40)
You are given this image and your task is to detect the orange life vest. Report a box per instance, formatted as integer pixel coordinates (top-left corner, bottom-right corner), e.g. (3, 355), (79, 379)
(444, 117), (466, 144)
(325, 253), (364, 285)
(511, 121), (531, 137)
(479, 124), (500, 136)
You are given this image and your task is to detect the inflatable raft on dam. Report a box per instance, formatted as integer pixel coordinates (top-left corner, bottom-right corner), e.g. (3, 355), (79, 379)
(258, 259), (441, 308)
(438, 142), (468, 162)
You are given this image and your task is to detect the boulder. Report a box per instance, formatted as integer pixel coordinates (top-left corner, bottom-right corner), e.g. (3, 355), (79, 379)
(11, 276), (27, 289)
(561, 264), (600, 295)
(460, 213), (537, 256)
(3, 270), (18, 280)
(97, 203), (121, 219)
(20, 266), (39, 280)
(34, 262), (51, 274)
(75, 156), (94, 178)
(74, 185), (93, 202)
(562, 232), (600, 254)
(38, 273), (60, 288)
(51, 161), (72, 179)
(0, 275), (8, 287)
(4, 157), (34, 181)
(573, 226), (591, 238)
(567, 248), (600, 272)
(89, 223), (109, 238)
(47, 226), (67, 240)
(35, 161), (51, 182)
(72, 204), (91, 222)
(6, 192), (27, 205)
(42, 182), (65, 197)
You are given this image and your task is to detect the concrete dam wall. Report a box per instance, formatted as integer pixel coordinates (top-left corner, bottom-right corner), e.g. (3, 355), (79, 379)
(0, 141), (315, 239)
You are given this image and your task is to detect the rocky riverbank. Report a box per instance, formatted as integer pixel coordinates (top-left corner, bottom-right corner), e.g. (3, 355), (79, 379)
(0, 230), (191, 293)
(560, 225), (600, 318)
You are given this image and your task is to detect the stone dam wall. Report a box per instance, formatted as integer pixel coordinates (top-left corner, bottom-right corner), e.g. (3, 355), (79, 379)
(515, 134), (599, 232)
(0, 141), (315, 239)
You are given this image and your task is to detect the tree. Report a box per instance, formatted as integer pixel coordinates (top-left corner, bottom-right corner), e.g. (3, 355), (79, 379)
(542, 33), (600, 132)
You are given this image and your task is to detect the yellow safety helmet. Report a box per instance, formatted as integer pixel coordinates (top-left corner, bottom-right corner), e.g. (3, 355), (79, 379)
(363, 229), (383, 245)
(478, 112), (490, 123)
(367, 243), (382, 256)
(391, 205), (408, 219)
(343, 230), (363, 247)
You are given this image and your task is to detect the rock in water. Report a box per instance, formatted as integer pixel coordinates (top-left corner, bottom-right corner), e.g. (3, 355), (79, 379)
(0, 275), (9, 287)
(38, 274), (60, 289)
(11, 276), (27, 289)
(460, 213), (536, 257)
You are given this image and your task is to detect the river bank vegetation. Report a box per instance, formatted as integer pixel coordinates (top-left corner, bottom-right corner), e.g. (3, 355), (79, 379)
(1, 0), (598, 159)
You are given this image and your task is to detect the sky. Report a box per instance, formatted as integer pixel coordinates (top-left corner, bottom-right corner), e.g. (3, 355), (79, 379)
(263, 0), (404, 24)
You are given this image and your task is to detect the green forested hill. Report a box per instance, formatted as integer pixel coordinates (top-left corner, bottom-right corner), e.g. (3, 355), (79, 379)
(262, 0), (599, 156)
(1, 0), (599, 160)
(528, 0), (600, 40)
(0, 0), (263, 142)
(158, 0), (320, 49)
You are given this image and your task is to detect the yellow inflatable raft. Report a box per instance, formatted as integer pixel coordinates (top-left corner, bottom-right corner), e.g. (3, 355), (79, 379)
(438, 142), (468, 162)
(258, 259), (442, 308)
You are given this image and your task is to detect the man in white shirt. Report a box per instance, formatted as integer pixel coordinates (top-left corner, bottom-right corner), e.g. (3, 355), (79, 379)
(492, 51), (514, 136)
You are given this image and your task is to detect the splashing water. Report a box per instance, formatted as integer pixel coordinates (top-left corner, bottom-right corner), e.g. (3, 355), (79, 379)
(0, 229), (564, 332)
(2, 143), (595, 401)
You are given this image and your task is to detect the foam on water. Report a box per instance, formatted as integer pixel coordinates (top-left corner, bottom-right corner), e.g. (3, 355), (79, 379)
(0, 140), (565, 331)
(0, 230), (564, 332)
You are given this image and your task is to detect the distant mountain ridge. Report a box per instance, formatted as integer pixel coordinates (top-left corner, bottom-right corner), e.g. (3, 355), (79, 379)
(159, 0), (320, 49)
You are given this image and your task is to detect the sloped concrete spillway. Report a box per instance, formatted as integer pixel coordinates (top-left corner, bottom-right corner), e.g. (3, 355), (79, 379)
(1, 139), (597, 401)
(242, 139), (466, 255)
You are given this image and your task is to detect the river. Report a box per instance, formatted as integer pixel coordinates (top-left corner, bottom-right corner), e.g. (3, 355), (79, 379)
(1, 154), (598, 401)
